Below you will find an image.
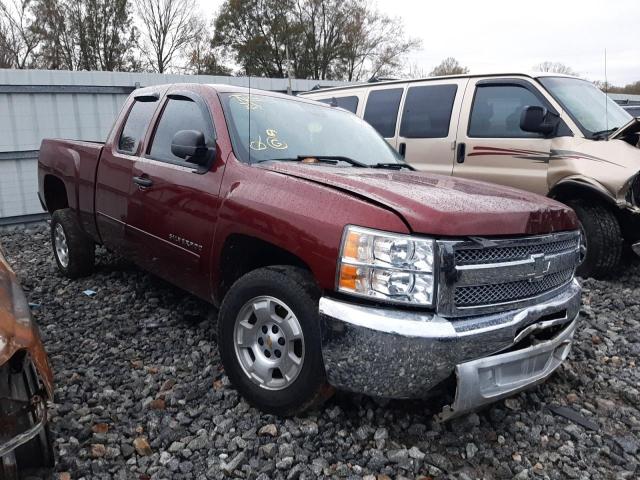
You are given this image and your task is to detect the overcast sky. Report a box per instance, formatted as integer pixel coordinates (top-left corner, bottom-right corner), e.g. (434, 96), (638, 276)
(200, 0), (639, 85)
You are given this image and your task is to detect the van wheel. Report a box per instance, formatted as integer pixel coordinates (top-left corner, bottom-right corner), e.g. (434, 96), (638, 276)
(51, 208), (95, 279)
(566, 199), (622, 278)
(217, 266), (332, 415)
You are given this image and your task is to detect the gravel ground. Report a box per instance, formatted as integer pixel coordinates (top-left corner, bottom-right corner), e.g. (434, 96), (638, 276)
(2, 223), (639, 480)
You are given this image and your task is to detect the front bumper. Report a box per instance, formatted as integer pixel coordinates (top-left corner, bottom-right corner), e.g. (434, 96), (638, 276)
(319, 279), (581, 417)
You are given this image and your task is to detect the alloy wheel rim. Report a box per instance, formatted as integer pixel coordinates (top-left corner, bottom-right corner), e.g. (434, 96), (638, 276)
(54, 223), (69, 268)
(233, 295), (305, 391)
(578, 223), (587, 264)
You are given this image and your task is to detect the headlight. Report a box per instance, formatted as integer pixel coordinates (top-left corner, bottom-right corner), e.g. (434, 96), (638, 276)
(337, 226), (436, 306)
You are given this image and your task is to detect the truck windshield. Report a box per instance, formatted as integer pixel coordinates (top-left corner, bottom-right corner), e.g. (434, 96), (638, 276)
(539, 77), (631, 138)
(219, 92), (403, 165)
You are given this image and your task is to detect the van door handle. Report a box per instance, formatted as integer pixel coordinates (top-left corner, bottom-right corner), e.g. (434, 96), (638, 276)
(133, 175), (153, 188)
(399, 142), (406, 158)
(456, 142), (466, 163)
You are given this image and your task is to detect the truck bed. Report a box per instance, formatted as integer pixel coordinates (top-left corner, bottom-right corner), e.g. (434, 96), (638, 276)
(38, 138), (105, 241)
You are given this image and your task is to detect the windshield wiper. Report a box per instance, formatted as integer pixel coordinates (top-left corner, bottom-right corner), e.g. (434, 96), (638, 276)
(371, 162), (415, 171)
(590, 127), (617, 139)
(256, 155), (370, 168)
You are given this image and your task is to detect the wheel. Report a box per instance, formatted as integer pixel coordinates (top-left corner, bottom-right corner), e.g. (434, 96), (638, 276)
(566, 199), (622, 278)
(217, 266), (331, 415)
(51, 208), (95, 278)
(0, 357), (54, 477)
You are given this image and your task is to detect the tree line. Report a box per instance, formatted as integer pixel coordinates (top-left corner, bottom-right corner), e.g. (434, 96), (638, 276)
(0, 0), (430, 80)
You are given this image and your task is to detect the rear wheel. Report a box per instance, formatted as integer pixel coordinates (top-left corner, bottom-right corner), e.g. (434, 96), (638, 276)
(566, 199), (622, 278)
(51, 208), (95, 278)
(217, 266), (331, 415)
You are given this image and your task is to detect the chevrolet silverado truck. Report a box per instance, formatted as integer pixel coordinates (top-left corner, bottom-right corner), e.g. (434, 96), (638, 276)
(1, 244), (54, 477)
(38, 84), (582, 418)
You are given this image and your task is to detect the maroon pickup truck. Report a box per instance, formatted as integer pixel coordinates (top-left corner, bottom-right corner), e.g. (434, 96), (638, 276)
(38, 83), (582, 418)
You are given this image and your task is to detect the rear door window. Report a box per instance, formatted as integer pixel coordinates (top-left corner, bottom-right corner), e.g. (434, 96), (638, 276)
(400, 84), (458, 138)
(363, 88), (404, 138)
(468, 85), (545, 138)
(118, 100), (157, 153)
(318, 96), (359, 113)
(148, 98), (213, 164)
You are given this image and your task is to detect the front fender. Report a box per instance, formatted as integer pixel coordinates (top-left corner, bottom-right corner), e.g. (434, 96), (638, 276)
(211, 162), (408, 296)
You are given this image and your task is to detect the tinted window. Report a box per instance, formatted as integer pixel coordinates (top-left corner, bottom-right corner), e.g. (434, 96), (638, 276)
(400, 84), (457, 138)
(469, 85), (545, 138)
(149, 98), (212, 163)
(363, 88), (403, 137)
(626, 107), (640, 117)
(118, 100), (157, 153)
(318, 96), (359, 113)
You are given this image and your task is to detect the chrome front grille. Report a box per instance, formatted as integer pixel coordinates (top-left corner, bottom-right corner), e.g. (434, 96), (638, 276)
(454, 268), (575, 307)
(436, 231), (581, 317)
(455, 237), (579, 265)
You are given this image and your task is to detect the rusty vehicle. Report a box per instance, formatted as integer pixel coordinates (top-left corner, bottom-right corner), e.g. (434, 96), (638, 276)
(38, 84), (582, 418)
(0, 244), (54, 477)
(301, 73), (640, 278)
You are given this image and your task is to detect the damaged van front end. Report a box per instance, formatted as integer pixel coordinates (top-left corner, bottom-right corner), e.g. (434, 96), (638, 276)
(0, 245), (54, 477)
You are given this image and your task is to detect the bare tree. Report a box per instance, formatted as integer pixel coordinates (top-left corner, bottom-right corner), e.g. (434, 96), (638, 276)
(340, 1), (420, 81)
(0, 0), (40, 68)
(429, 57), (469, 77)
(136, 0), (201, 73)
(534, 61), (578, 76)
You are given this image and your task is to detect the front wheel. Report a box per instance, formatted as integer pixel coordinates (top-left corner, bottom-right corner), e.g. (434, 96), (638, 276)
(217, 266), (331, 415)
(566, 199), (622, 278)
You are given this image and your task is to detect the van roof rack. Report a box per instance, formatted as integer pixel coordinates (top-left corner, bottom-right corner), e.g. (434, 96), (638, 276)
(368, 76), (399, 83)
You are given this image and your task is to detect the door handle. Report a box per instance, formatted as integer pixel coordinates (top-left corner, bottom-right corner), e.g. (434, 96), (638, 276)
(133, 175), (153, 188)
(456, 142), (466, 163)
(398, 142), (406, 158)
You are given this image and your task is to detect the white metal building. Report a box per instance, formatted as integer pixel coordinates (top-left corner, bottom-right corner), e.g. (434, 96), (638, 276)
(0, 69), (345, 224)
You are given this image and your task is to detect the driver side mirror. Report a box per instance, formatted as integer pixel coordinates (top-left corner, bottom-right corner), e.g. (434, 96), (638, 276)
(520, 106), (559, 136)
(171, 130), (211, 165)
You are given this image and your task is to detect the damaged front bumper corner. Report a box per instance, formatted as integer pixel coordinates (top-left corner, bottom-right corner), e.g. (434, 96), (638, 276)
(319, 279), (581, 419)
(0, 393), (47, 457)
(438, 315), (577, 420)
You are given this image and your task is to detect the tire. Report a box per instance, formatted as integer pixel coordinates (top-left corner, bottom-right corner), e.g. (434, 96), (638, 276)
(217, 266), (332, 415)
(0, 356), (54, 477)
(566, 199), (622, 279)
(51, 208), (95, 279)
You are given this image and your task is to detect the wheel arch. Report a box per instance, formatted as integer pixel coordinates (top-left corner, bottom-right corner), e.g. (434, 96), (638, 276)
(214, 233), (315, 305)
(42, 175), (70, 213)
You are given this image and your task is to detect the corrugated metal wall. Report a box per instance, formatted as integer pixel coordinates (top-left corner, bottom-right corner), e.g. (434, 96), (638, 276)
(0, 69), (346, 224)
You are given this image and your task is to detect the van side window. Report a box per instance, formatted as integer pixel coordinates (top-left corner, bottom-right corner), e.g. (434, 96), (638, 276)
(318, 96), (359, 114)
(400, 84), (457, 138)
(148, 98), (213, 163)
(469, 85), (545, 138)
(363, 88), (403, 138)
(118, 100), (157, 153)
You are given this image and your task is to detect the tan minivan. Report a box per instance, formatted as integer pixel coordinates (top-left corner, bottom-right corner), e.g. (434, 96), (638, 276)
(300, 73), (640, 278)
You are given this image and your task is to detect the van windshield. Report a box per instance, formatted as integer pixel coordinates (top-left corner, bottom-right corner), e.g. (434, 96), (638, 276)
(539, 77), (631, 138)
(219, 92), (403, 165)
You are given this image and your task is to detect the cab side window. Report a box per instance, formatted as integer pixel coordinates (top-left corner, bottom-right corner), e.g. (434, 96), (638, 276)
(400, 84), (457, 138)
(148, 98), (214, 164)
(363, 88), (403, 138)
(318, 96), (359, 114)
(469, 85), (545, 138)
(118, 100), (157, 153)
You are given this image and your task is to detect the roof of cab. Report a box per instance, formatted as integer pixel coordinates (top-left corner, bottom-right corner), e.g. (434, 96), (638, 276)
(298, 71), (583, 95)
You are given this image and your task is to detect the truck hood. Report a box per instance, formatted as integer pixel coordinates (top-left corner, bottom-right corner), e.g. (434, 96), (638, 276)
(610, 117), (640, 141)
(262, 163), (578, 236)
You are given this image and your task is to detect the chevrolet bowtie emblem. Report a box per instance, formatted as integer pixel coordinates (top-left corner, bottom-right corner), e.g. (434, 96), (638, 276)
(528, 253), (551, 282)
